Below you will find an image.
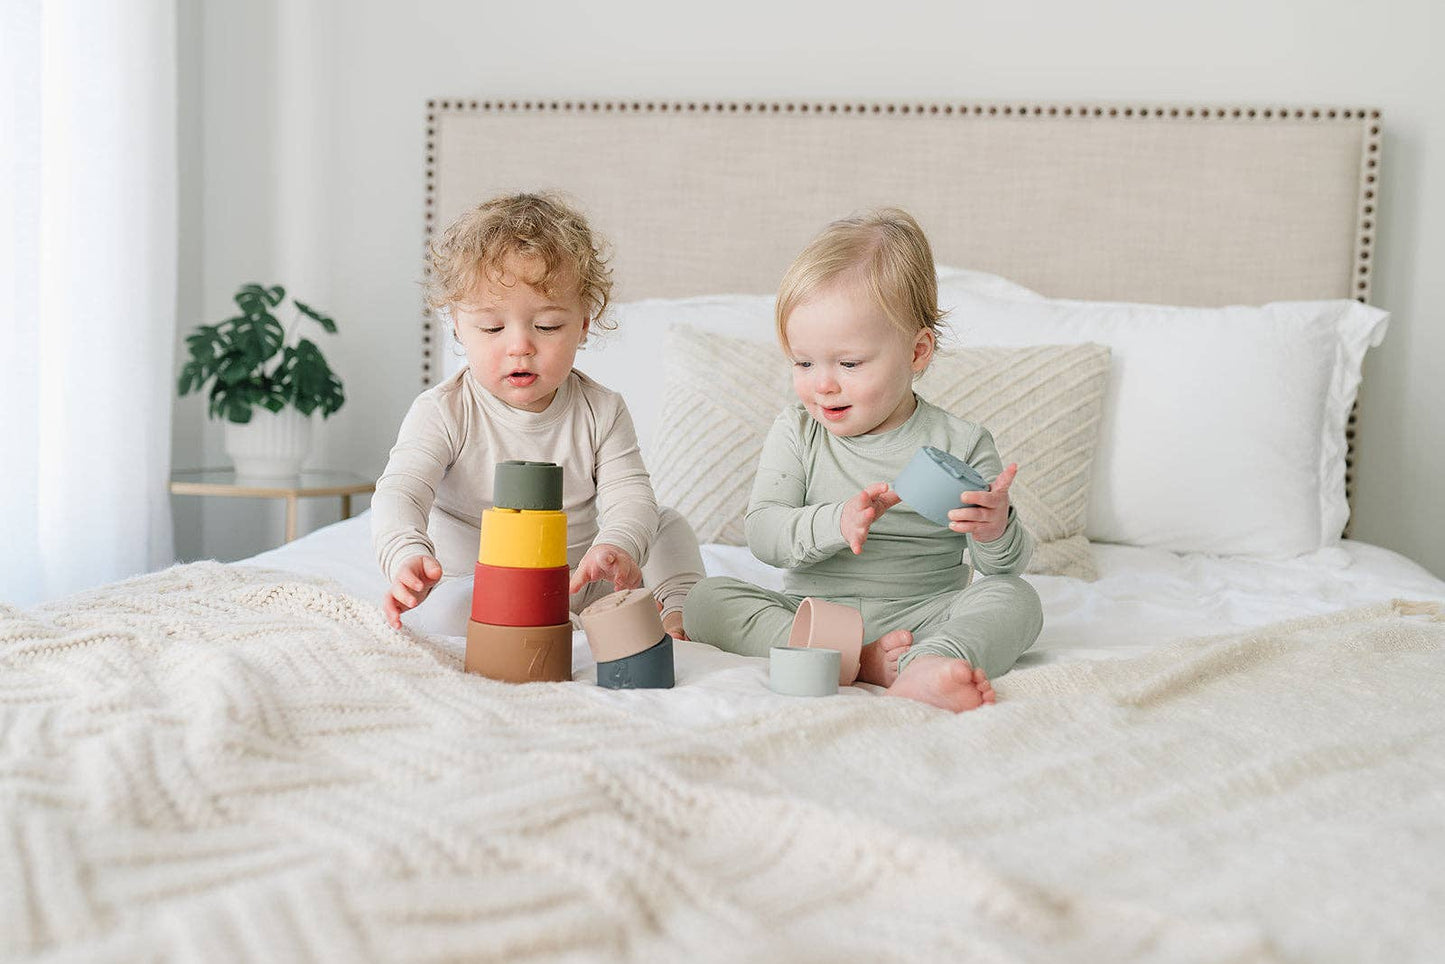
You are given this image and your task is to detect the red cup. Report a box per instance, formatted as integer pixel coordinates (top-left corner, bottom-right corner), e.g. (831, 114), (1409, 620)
(471, 562), (571, 627)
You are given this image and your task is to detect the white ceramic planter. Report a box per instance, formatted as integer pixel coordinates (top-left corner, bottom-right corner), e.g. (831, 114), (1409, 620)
(224, 407), (313, 480)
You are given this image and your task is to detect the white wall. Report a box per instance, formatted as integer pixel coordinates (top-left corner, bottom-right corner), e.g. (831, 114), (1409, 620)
(173, 0), (1445, 576)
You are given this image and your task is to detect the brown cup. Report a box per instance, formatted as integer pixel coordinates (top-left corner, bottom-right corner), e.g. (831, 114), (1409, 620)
(464, 620), (573, 683)
(786, 597), (863, 685)
(578, 588), (666, 663)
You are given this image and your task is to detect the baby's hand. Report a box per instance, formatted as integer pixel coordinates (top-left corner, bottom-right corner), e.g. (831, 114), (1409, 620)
(948, 463), (1018, 543)
(841, 482), (903, 555)
(661, 609), (688, 642)
(383, 554), (443, 629)
(569, 543), (642, 595)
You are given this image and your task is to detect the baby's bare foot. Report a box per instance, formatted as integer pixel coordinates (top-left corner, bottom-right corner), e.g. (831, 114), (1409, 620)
(856, 629), (912, 686)
(887, 654), (995, 713)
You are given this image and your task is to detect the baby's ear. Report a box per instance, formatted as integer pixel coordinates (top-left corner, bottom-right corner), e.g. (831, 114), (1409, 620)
(912, 327), (937, 373)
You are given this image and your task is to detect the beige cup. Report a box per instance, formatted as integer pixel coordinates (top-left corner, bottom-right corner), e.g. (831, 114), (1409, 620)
(786, 597), (863, 685)
(465, 621), (573, 683)
(579, 588), (666, 663)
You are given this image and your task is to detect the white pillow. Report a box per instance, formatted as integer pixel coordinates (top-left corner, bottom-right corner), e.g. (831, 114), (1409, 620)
(936, 265), (1043, 301)
(940, 289), (1388, 556)
(575, 294), (775, 462)
(573, 267), (1033, 464)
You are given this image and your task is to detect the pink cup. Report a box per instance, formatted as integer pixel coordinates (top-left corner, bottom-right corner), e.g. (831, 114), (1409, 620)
(787, 598), (863, 685)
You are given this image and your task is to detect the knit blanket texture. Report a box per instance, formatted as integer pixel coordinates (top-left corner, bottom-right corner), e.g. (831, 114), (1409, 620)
(3, 562), (1443, 963)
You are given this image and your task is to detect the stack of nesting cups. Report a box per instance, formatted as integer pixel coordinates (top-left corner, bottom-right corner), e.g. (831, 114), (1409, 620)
(465, 460), (573, 683)
(769, 598), (864, 697)
(579, 588), (675, 689)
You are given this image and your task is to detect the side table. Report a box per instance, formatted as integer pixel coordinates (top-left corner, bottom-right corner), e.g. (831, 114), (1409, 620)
(170, 468), (376, 543)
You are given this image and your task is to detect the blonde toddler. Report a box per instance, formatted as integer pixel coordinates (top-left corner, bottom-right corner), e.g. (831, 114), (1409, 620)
(683, 209), (1043, 712)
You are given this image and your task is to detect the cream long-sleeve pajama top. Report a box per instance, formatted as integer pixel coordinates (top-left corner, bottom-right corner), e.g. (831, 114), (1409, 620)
(371, 368), (702, 619)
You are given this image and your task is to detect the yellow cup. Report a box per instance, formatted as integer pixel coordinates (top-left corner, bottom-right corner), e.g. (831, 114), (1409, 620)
(478, 508), (568, 569)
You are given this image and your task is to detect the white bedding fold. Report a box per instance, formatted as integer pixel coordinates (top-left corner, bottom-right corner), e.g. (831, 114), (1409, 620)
(248, 513), (1445, 664)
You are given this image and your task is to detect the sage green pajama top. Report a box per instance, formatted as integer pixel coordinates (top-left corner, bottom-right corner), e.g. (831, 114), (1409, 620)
(683, 397), (1043, 679)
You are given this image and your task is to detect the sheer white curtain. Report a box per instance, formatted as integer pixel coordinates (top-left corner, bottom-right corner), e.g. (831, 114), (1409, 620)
(1, 0), (178, 606)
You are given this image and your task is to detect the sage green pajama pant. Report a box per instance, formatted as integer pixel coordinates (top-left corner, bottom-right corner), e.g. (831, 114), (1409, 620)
(683, 574), (1043, 681)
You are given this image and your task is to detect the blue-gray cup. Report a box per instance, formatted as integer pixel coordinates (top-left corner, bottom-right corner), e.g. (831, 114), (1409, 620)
(892, 445), (990, 527)
(596, 634), (675, 690)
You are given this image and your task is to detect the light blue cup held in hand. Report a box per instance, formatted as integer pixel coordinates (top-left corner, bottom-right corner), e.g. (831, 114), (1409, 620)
(892, 445), (991, 527)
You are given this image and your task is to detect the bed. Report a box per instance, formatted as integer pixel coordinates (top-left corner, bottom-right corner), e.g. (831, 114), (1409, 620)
(7, 100), (1445, 963)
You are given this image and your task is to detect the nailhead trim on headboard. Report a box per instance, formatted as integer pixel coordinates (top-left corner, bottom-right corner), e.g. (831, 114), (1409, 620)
(421, 99), (1381, 530)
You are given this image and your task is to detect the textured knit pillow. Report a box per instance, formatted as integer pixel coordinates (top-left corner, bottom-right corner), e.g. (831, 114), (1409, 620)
(916, 344), (1111, 580)
(650, 326), (791, 546)
(652, 325), (1111, 579)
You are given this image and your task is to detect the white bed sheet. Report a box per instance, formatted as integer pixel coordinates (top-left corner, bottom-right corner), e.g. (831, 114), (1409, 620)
(248, 512), (1445, 709)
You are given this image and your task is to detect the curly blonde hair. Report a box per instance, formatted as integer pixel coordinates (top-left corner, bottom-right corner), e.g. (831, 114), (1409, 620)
(426, 192), (614, 326)
(775, 207), (946, 351)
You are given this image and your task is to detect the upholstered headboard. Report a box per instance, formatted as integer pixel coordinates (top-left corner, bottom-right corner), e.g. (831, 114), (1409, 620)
(420, 98), (1380, 512)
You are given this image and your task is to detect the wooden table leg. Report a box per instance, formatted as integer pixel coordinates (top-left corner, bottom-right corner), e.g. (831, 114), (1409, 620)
(285, 495), (298, 542)
(341, 493), (352, 519)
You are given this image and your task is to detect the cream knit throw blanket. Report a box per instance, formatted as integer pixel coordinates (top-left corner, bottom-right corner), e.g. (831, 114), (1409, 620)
(3, 563), (1442, 963)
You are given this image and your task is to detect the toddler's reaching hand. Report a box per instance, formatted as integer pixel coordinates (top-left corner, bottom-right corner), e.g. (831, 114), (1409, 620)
(569, 543), (642, 595)
(661, 609), (687, 642)
(383, 554), (443, 629)
(948, 462), (1018, 543)
(841, 482), (903, 555)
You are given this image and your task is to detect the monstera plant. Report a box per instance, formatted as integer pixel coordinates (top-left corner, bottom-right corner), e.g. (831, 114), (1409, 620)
(177, 283), (345, 478)
(178, 283), (345, 423)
